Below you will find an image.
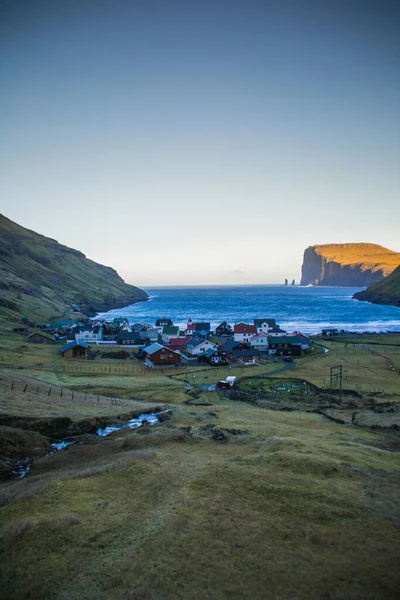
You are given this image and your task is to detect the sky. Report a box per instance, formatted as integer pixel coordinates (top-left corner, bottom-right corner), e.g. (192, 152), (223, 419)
(1, 0), (399, 286)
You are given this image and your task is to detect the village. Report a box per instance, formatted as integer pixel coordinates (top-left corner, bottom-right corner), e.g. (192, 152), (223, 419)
(13, 315), (314, 368)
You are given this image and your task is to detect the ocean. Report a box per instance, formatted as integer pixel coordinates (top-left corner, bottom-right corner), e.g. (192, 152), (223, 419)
(96, 286), (400, 334)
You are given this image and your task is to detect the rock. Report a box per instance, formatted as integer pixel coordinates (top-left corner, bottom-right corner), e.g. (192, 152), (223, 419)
(212, 428), (227, 442)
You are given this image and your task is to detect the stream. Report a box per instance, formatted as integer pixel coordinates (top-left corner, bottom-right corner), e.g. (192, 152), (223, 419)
(11, 411), (165, 479)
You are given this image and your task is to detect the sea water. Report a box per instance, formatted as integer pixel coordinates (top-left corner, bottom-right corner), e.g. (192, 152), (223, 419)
(96, 286), (400, 334)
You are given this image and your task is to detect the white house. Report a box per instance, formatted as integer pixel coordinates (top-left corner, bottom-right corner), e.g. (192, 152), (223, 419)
(249, 332), (270, 350)
(187, 339), (218, 356)
(75, 326), (103, 344)
(233, 323), (257, 343)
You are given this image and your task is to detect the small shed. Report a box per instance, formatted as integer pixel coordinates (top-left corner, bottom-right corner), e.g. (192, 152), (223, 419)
(28, 331), (55, 344)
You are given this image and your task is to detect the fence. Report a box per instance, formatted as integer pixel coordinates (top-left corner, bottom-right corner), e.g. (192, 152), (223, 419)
(0, 375), (123, 406)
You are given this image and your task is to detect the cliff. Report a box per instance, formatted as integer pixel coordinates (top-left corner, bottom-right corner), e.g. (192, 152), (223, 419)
(0, 214), (148, 323)
(353, 265), (400, 307)
(300, 243), (400, 287)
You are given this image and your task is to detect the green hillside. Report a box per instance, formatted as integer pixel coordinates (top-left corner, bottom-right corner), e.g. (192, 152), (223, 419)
(353, 265), (400, 307)
(0, 214), (147, 324)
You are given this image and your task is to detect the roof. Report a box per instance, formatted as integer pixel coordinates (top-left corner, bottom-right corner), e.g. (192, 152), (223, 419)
(268, 336), (302, 345)
(132, 323), (146, 332)
(254, 318), (276, 328)
(234, 323), (257, 334)
(220, 340), (240, 352)
(167, 337), (189, 346)
(270, 327), (287, 333)
(233, 349), (261, 357)
(216, 321), (232, 329)
(195, 322), (210, 330)
(156, 318), (173, 326)
(250, 332), (270, 340)
(162, 325), (180, 335)
(188, 339), (216, 350)
(143, 342), (165, 355)
(187, 336), (205, 347)
(61, 340), (90, 352)
(29, 331), (54, 341)
(117, 332), (142, 341)
(198, 348), (218, 358)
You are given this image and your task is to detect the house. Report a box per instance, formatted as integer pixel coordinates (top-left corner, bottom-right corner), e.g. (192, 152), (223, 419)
(12, 327), (28, 334)
(233, 323), (257, 343)
(75, 326), (103, 344)
(117, 332), (142, 345)
(232, 348), (261, 364)
(194, 322), (211, 336)
(185, 320), (211, 336)
(61, 341), (90, 359)
(156, 318), (173, 328)
(254, 319), (276, 334)
(267, 336), (302, 356)
(185, 319), (196, 336)
(28, 331), (55, 344)
(288, 332), (312, 351)
(162, 325), (181, 343)
(143, 343), (182, 368)
(322, 328), (339, 337)
(139, 327), (158, 342)
(186, 339), (218, 356)
(198, 348), (229, 366)
(132, 322), (146, 333)
(249, 332), (270, 350)
(215, 321), (233, 336)
(219, 339), (241, 360)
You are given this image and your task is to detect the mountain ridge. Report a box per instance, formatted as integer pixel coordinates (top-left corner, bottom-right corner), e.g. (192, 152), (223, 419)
(0, 214), (148, 324)
(300, 243), (400, 287)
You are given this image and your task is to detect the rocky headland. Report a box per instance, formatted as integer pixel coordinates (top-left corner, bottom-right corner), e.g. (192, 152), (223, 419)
(300, 243), (400, 287)
(0, 214), (148, 323)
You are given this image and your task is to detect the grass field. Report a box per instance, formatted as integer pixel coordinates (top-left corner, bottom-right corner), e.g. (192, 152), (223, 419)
(1, 331), (400, 599)
(282, 340), (400, 396)
(1, 400), (400, 600)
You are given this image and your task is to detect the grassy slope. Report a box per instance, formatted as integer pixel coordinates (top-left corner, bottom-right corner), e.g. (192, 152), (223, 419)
(354, 265), (400, 306)
(0, 214), (147, 325)
(1, 403), (399, 600)
(1, 334), (400, 599)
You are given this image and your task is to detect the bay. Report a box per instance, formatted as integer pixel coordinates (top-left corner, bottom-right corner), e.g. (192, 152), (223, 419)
(96, 286), (400, 334)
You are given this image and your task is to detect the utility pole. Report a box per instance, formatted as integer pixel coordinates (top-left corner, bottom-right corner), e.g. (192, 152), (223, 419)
(330, 365), (343, 405)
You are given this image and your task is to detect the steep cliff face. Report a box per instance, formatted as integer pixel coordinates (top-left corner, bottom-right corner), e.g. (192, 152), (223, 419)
(353, 265), (400, 307)
(300, 244), (400, 287)
(0, 214), (148, 323)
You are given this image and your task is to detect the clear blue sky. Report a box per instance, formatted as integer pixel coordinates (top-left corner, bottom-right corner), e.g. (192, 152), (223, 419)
(1, 0), (399, 285)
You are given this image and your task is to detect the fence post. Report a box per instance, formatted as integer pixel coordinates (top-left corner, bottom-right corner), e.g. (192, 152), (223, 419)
(11, 381), (14, 390)
(48, 387), (52, 396)
(24, 384), (28, 393)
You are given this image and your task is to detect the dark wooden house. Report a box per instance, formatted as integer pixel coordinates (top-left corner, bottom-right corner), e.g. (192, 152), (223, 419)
(61, 341), (90, 359)
(28, 331), (55, 344)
